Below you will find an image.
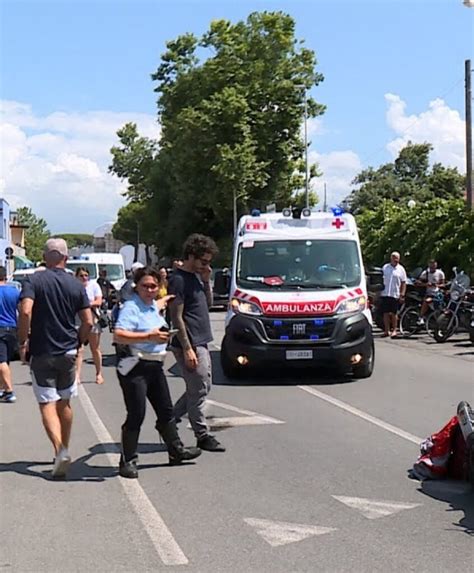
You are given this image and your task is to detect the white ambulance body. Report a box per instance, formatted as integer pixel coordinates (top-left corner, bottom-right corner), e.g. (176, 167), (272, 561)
(221, 208), (374, 379)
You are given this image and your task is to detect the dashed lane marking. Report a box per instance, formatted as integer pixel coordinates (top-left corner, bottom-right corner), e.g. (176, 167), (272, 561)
(298, 385), (423, 445)
(78, 386), (189, 566)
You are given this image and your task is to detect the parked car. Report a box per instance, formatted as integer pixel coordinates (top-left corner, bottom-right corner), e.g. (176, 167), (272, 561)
(211, 267), (231, 309)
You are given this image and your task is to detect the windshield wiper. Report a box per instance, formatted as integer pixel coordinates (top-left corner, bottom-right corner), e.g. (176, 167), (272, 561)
(296, 283), (348, 289)
(240, 278), (283, 288)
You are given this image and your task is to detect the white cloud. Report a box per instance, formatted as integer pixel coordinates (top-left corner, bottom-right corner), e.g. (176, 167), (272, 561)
(308, 149), (363, 207)
(0, 100), (159, 233)
(305, 94), (465, 208)
(384, 93), (465, 170)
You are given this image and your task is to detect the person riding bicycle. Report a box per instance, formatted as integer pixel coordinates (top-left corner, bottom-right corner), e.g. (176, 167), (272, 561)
(415, 259), (445, 324)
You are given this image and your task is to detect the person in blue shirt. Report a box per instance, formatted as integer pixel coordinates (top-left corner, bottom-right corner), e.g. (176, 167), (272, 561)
(113, 266), (201, 479)
(0, 266), (20, 403)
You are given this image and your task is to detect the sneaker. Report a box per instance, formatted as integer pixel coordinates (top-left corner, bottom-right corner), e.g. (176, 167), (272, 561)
(52, 448), (71, 478)
(416, 318), (425, 326)
(197, 434), (226, 452)
(0, 391), (17, 403)
(119, 458), (138, 479)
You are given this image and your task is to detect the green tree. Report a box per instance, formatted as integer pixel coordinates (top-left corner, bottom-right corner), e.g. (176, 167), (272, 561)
(109, 11), (325, 256)
(58, 234), (94, 248)
(345, 142), (464, 214)
(357, 198), (473, 278)
(112, 201), (156, 262)
(109, 123), (158, 203)
(16, 206), (50, 263)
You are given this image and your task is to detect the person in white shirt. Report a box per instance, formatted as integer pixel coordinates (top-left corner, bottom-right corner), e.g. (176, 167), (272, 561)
(416, 259), (445, 322)
(75, 267), (105, 384)
(381, 251), (407, 338)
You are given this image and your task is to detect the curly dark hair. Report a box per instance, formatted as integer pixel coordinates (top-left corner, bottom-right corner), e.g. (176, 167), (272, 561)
(183, 234), (219, 260)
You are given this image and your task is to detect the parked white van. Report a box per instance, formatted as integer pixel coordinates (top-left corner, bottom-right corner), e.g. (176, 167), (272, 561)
(66, 253), (126, 290)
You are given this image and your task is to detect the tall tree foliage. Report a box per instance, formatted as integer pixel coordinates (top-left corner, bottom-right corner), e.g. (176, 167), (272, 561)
(58, 234), (94, 248)
(16, 206), (50, 263)
(345, 142), (464, 214)
(110, 11), (325, 255)
(357, 199), (473, 277)
(109, 123), (158, 203)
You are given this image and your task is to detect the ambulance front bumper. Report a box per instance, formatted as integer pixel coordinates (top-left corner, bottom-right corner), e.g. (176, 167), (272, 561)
(222, 311), (373, 369)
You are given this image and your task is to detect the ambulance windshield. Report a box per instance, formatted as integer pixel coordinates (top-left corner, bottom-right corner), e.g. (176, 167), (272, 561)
(237, 240), (361, 290)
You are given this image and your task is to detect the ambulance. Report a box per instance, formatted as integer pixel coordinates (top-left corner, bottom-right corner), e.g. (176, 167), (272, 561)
(220, 207), (374, 379)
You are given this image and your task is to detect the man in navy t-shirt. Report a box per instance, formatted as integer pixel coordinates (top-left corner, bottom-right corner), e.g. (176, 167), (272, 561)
(169, 234), (225, 453)
(0, 266), (20, 403)
(18, 238), (93, 478)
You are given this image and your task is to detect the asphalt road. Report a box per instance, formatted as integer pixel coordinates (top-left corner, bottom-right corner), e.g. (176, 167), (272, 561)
(1, 312), (473, 572)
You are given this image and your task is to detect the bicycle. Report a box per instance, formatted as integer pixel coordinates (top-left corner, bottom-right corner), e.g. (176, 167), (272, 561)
(399, 291), (446, 338)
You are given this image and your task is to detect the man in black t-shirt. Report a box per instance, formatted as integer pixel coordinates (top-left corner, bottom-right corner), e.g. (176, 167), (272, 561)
(169, 234), (225, 453)
(18, 238), (93, 478)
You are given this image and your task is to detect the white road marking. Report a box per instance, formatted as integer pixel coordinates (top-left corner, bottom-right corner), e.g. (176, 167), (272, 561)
(207, 416), (282, 428)
(298, 385), (423, 445)
(78, 386), (188, 566)
(332, 496), (421, 519)
(244, 518), (337, 547)
(187, 400), (284, 430)
(207, 399), (284, 424)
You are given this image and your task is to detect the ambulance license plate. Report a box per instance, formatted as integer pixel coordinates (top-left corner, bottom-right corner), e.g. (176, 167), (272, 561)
(286, 350), (313, 360)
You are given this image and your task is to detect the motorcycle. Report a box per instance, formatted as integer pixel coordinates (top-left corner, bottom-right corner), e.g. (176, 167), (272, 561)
(433, 268), (473, 343)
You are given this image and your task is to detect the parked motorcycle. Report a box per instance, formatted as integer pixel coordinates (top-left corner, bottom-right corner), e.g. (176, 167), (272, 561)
(433, 268), (473, 343)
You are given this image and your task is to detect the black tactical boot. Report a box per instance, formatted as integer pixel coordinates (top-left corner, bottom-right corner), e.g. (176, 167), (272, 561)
(120, 428), (140, 478)
(119, 457), (138, 479)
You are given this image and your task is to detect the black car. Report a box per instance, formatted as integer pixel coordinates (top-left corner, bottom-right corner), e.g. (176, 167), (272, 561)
(211, 268), (231, 309)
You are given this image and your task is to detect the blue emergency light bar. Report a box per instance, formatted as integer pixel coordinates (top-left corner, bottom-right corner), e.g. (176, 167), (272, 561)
(331, 206), (344, 216)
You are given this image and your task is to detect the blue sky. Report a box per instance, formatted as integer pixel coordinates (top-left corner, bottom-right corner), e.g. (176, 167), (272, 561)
(1, 0), (472, 232)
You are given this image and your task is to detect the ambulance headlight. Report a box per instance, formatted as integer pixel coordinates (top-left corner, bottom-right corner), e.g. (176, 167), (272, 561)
(336, 296), (366, 314)
(230, 298), (262, 316)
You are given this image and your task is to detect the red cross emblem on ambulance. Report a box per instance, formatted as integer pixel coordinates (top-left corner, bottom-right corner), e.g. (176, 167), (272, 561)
(332, 217), (344, 229)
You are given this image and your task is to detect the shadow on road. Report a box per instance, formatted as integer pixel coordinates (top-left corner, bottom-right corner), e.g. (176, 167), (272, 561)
(0, 442), (171, 482)
(209, 350), (357, 387)
(419, 480), (474, 536)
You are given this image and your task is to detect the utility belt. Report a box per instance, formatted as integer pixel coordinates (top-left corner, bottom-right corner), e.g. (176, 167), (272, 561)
(130, 348), (167, 362)
(116, 345), (167, 376)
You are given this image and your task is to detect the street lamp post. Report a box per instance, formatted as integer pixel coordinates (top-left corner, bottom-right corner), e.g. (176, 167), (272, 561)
(303, 89), (309, 208)
(295, 84), (310, 208)
(233, 189), (237, 237)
